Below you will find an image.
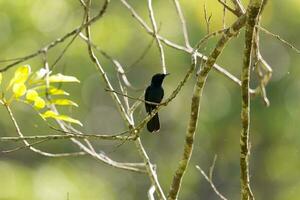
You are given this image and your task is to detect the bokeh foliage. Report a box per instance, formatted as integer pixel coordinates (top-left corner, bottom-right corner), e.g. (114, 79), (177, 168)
(0, 0), (300, 199)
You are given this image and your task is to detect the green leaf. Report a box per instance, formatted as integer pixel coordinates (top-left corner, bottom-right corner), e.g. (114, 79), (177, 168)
(41, 110), (82, 126)
(13, 83), (27, 97)
(26, 89), (39, 101)
(8, 65), (31, 89)
(34, 97), (45, 109)
(51, 99), (78, 107)
(48, 73), (80, 83)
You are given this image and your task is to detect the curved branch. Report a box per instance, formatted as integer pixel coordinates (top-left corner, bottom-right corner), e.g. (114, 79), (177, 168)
(168, 14), (247, 200)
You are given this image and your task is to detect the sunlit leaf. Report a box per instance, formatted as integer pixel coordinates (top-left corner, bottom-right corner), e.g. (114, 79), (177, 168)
(48, 73), (80, 83)
(51, 99), (78, 107)
(40, 110), (56, 118)
(12, 83), (27, 97)
(33, 86), (69, 96)
(26, 89), (39, 101)
(34, 97), (45, 109)
(40, 110), (82, 126)
(8, 65), (31, 89)
(49, 88), (69, 95)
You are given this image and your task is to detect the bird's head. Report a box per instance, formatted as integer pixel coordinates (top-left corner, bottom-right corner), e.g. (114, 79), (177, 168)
(151, 73), (169, 86)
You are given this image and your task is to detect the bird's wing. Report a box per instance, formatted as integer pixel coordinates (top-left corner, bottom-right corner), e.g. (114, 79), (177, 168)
(145, 86), (152, 113)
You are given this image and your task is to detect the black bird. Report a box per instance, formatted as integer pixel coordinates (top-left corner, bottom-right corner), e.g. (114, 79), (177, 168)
(145, 73), (168, 132)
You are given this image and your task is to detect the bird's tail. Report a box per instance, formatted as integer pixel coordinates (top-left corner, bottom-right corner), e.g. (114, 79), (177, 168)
(147, 113), (160, 133)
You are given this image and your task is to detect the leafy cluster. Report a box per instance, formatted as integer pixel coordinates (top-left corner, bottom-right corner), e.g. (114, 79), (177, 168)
(0, 65), (82, 126)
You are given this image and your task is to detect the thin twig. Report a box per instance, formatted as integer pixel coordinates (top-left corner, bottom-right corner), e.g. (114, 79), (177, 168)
(173, 0), (191, 48)
(2, 139), (52, 153)
(120, 0), (247, 93)
(105, 89), (161, 106)
(0, 131), (133, 142)
(84, 0), (132, 126)
(147, 185), (156, 200)
(257, 25), (300, 54)
(4, 103), (85, 157)
(40, 0), (146, 173)
(134, 60), (196, 137)
(209, 154), (218, 181)
(194, 29), (227, 50)
(204, 3), (212, 34)
(230, 0), (246, 16)
(196, 165), (227, 200)
(79, 33), (137, 90)
(0, 0), (110, 72)
(147, 0), (167, 74)
(217, 0), (237, 16)
(50, 0), (90, 71)
(222, 0), (227, 29)
(135, 138), (166, 200)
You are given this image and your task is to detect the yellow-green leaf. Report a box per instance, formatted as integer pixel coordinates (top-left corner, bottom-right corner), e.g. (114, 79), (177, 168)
(40, 110), (57, 118)
(8, 65), (31, 88)
(0, 73), (2, 85)
(49, 73), (80, 83)
(51, 99), (78, 107)
(49, 88), (69, 95)
(26, 89), (39, 101)
(13, 83), (27, 97)
(33, 86), (69, 96)
(41, 110), (82, 126)
(34, 97), (45, 109)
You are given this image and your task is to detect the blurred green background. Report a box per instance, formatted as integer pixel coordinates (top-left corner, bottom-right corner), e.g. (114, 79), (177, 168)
(0, 0), (300, 199)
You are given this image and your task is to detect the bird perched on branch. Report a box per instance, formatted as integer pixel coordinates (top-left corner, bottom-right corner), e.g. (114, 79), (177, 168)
(145, 73), (169, 133)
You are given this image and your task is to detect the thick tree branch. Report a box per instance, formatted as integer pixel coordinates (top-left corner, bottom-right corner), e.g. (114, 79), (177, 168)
(240, 0), (264, 199)
(168, 14), (247, 200)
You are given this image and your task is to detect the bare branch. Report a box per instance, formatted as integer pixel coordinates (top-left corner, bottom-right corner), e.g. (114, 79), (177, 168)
(3, 103), (84, 157)
(148, 185), (156, 200)
(105, 89), (161, 106)
(257, 25), (300, 54)
(134, 59), (195, 137)
(172, 0), (191, 48)
(147, 0), (167, 74)
(194, 29), (227, 50)
(0, 131), (133, 142)
(221, 0), (227, 29)
(196, 165), (227, 200)
(120, 0), (246, 92)
(168, 14), (247, 200)
(230, 0), (246, 16)
(0, 0), (110, 72)
(83, 0), (132, 126)
(204, 3), (212, 34)
(2, 138), (86, 156)
(79, 33), (137, 90)
(135, 138), (166, 200)
(217, 0), (237, 17)
(240, 1), (266, 199)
